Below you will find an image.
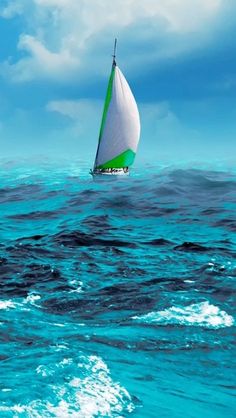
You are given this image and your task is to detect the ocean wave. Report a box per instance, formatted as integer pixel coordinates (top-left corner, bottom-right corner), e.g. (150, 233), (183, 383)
(24, 293), (41, 306)
(67, 355), (135, 417)
(0, 294), (41, 311)
(1, 163), (235, 417)
(53, 230), (135, 248)
(0, 356), (134, 418)
(132, 301), (234, 329)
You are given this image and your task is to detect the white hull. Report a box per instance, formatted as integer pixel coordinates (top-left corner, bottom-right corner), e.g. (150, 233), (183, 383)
(90, 168), (129, 176)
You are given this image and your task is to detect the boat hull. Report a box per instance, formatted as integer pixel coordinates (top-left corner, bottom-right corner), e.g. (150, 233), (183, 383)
(90, 168), (129, 177)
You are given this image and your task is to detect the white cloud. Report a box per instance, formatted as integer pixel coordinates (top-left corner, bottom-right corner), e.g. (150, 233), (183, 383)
(0, 0), (225, 83)
(0, 0), (24, 18)
(46, 99), (103, 148)
(3, 34), (79, 82)
(47, 99), (102, 121)
(33, 0), (222, 34)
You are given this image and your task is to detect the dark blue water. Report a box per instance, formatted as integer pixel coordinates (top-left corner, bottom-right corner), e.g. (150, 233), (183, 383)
(0, 160), (235, 417)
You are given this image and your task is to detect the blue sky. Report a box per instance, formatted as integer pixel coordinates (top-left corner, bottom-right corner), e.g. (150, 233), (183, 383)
(0, 0), (236, 162)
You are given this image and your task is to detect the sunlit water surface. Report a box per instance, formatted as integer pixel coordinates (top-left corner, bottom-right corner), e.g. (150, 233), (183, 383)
(0, 160), (235, 418)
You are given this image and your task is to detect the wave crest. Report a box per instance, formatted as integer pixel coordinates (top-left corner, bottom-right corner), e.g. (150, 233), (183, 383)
(0, 355), (134, 417)
(133, 301), (234, 329)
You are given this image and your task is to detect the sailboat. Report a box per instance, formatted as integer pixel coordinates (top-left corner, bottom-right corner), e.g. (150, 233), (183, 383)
(91, 39), (140, 176)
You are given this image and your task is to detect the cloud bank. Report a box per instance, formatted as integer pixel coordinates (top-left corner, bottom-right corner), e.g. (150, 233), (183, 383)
(1, 0), (224, 83)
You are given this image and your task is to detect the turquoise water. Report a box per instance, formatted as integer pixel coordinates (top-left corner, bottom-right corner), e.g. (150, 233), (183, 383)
(0, 160), (235, 417)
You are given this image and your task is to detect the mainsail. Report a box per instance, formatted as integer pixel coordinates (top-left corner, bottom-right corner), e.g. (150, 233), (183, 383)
(94, 43), (140, 171)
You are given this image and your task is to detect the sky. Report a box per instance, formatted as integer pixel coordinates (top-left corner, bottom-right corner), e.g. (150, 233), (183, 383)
(0, 0), (236, 163)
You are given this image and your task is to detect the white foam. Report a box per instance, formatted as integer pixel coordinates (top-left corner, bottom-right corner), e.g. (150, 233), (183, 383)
(133, 301), (234, 329)
(36, 365), (55, 377)
(0, 294), (41, 311)
(67, 355), (134, 417)
(0, 300), (16, 310)
(0, 404), (29, 414)
(14, 355), (134, 417)
(24, 293), (41, 305)
(69, 279), (84, 294)
(59, 358), (73, 366)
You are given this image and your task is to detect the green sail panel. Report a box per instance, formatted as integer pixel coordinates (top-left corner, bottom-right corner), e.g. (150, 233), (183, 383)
(94, 65), (140, 169)
(98, 66), (115, 143)
(97, 149), (136, 169)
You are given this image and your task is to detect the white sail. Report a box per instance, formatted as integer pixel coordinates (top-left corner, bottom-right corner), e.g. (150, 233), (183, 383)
(95, 65), (140, 169)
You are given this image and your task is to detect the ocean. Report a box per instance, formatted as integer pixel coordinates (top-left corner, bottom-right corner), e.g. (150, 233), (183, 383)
(0, 159), (235, 418)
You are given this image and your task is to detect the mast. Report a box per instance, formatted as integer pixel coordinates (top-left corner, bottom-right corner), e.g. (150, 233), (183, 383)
(112, 38), (117, 67)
